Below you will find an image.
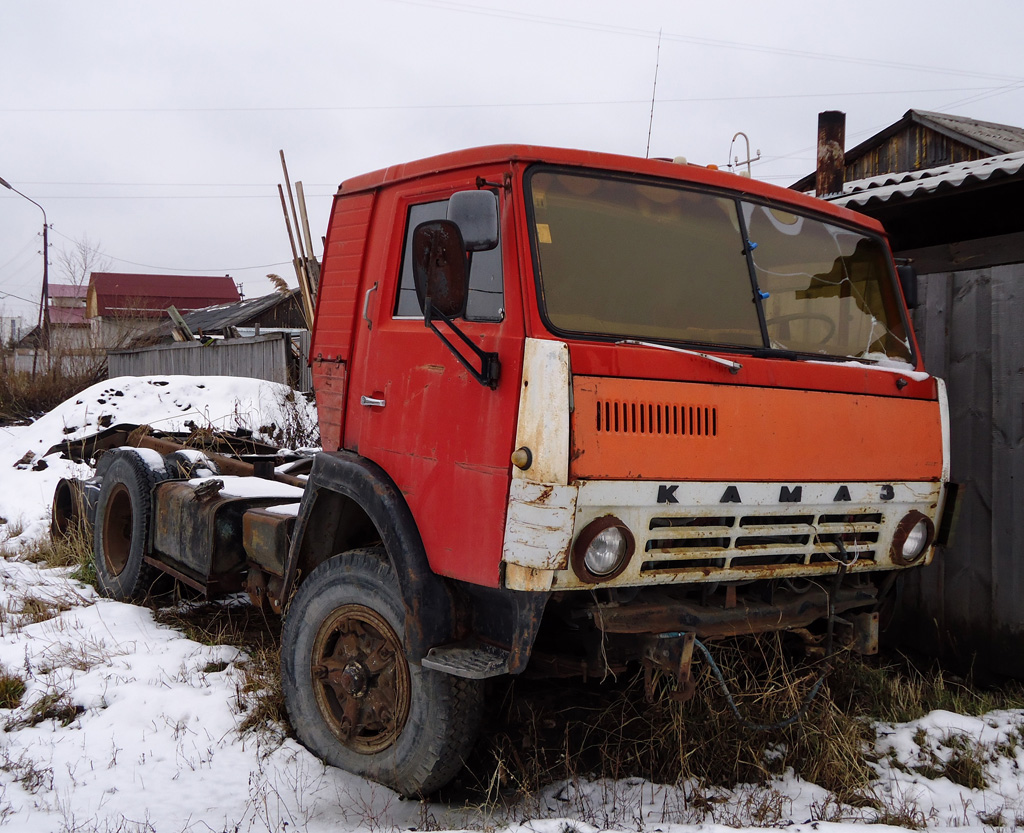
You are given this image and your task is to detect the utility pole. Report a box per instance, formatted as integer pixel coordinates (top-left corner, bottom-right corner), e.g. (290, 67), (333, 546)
(0, 176), (49, 377)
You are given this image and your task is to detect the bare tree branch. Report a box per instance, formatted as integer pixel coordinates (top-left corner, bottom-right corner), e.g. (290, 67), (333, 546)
(56, 234), (112, 289)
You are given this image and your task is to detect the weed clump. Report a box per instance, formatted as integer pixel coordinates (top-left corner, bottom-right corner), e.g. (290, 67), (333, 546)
(236, 644), (288, 735)
(455, 636), (1024, 805)
(0, 669), (27, 710)
(0, 362), (105, 423)
(10, 523), (93, 576)
(7, 689), (83, 730)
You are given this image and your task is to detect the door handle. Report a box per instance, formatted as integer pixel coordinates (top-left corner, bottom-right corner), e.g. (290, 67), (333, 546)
(360, 395), (386, 408)
(362, 282), (378, 330)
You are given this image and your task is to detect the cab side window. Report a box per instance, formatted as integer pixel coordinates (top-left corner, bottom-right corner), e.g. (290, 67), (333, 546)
(395, 199), (504, 321)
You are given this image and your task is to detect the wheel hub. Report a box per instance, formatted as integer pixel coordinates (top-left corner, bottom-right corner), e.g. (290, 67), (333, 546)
(338, 661), (369, 697)
(311, 604), (411, 754)
(101, 482), (134, 576)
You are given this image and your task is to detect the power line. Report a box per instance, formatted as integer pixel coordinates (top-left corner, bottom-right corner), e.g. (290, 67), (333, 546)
(107, 255), (292, 273)
(0, 239), (39, 275)
(0, 289), (40, 306)
(0, 85), (1004, 115)
(45, 228), (292, 275)
(10, 194), (330, 201)
(387, 0), (1024, 84)
(10, 182), (338, 188)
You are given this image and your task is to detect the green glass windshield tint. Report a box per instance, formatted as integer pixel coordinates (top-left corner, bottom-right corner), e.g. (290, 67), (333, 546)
(530, 172), (763, 348)
(528, 170), (913, 363)
(742, 203), (911, 362)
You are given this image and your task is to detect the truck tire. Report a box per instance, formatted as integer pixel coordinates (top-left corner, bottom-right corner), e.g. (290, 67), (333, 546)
(51, 477), (88, 541)
(92, 449), (167, 601)
(281, 549), (483, 797)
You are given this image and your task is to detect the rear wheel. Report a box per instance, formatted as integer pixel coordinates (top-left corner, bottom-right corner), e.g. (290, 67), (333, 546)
(92, 449), (166, 601)
(281, 549), (483, 797)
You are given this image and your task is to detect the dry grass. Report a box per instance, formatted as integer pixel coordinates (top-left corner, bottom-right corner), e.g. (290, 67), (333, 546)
(153, 597), (287, 738)
(235, 643), (288, 734)
(7, 594), (73, 626)
(0, 667), (27, 710)
(255, 388), (320, 450)
(14, 525), (96, 586)
(0, 361), (105, 423)
(6, 687), (83, 731)
(449, 635), (1024, 805)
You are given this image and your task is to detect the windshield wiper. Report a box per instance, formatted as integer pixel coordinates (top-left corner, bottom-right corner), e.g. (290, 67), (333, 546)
(617, 339), (742, 374)
(751, 347), (802, 360)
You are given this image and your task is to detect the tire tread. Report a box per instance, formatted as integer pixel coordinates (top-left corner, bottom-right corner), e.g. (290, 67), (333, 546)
(281, 549), (483, 797)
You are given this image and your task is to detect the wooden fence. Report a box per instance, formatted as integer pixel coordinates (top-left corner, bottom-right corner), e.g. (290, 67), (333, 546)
(107, 332), (312, 393)
(900, 264), (1024, 676)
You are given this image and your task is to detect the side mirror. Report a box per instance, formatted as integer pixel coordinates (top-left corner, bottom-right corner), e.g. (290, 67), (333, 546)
(447, 190), (498, 252)
(412, 220), (469, 318)
(897, 263), (919, 310)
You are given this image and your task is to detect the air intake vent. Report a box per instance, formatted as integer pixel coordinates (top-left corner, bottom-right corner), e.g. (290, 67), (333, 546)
(596, 400), (718, 436)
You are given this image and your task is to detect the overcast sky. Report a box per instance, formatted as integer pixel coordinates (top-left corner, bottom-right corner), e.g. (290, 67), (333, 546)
(2, 0), (1022, 323)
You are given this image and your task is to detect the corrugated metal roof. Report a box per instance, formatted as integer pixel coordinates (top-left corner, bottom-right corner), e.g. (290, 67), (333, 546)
(179, 289), (301, 333)
(141, 289), (304, 341)
(913, 110), (1024, 155)
(48, 283), (86, 299)
(831, 150), (1024, 209)
(87, 272), (241, 317)
(49, 307), (87, 326)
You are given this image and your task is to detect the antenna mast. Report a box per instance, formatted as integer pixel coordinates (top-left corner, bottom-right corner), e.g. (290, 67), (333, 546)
(728, 132), (761, 177)
(645, 30), (662, 159)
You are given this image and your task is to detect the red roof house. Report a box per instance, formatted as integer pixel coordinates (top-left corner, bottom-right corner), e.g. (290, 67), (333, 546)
(86, 272), (241, 348)
(86, 273), (241, 319)
(48, 283), (89, 327)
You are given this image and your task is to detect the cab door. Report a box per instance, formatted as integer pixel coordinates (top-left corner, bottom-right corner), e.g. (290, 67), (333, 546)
(345, 169), (524, 587)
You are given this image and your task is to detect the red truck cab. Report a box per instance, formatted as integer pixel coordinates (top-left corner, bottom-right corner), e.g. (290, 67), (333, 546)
(309, 144), (947, 585)
(283, 146), (953, 795)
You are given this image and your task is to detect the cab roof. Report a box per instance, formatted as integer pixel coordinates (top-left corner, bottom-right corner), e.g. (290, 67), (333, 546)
(337, 144), (886, 234)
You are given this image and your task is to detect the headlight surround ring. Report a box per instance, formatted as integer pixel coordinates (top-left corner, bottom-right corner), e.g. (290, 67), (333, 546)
(890, 510), (935, 566)
(571, 516), (635, 583)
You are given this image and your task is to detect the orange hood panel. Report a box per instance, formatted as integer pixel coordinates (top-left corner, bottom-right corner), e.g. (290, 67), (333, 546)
(570, 376), (943, 482)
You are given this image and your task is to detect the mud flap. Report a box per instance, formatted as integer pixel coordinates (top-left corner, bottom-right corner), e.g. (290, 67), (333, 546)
(642, 631), (696, 703)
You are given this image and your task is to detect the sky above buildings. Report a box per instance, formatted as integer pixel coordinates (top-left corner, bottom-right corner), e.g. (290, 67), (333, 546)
(2, 0), (1022, 321)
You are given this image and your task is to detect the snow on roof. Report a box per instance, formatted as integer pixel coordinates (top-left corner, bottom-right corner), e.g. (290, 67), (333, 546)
(830, 150), (1024, 210)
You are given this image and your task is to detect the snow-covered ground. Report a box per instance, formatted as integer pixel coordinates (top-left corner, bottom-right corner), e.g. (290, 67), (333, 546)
(0, 376), (1023, 832)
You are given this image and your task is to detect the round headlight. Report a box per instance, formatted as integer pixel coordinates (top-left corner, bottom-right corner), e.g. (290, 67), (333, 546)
(571, 517), (635, 583)
(901, 520), (929, 561)
(890, 511), (934, 566)
(585, 527), (627, 576)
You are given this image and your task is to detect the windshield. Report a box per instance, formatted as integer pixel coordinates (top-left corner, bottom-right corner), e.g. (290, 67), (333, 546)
(528, 169), (912, 364)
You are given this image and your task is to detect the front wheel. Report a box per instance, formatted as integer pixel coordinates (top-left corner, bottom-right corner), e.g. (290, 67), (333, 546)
(280, 549), (483, 797)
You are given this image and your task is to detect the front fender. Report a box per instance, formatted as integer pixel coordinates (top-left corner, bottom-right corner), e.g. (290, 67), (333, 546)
(280, 451), (454, 661)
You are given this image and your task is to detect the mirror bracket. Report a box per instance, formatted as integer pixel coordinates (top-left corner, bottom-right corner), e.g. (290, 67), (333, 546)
(423, 300), (501, 389)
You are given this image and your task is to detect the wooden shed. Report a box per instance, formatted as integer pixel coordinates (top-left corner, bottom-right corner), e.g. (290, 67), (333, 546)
(792, 109), (1024, 192)
(796, 112), (1024, 676)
